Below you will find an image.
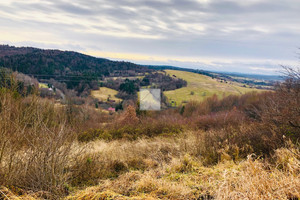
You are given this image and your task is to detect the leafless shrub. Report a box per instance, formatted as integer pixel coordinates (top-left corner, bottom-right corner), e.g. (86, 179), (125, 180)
(0, 87), (78, 198)
(252, 67), (300, 143)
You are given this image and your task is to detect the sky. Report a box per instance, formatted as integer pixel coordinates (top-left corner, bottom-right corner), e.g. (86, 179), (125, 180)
(0, 0), (300, 75)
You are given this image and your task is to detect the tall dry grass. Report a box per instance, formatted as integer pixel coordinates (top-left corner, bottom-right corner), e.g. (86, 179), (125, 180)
(65, 137), (299, 200)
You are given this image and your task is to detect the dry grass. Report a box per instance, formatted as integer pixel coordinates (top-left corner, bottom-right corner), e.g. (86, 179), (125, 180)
(1, 128), (299, 199)
(65, 137), (300, 200)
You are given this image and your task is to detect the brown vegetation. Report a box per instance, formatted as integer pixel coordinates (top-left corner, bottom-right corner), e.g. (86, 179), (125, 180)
(0, 67), (299, 199)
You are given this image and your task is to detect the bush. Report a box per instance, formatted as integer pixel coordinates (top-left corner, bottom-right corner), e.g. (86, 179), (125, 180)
(0, 87), (77, 198)
(194, 109), (246, 131)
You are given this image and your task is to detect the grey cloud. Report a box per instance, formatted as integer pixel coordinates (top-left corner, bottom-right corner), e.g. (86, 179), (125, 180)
(9, 2), (56, 13)
(0, 0), (300, 74)
(206, 1), (288, 15)
(54, 2), (94, 15)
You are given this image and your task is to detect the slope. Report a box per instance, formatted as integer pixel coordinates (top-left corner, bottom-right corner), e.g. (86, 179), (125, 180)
(0, 45), (152, 77)
(164, 70), (264, 105)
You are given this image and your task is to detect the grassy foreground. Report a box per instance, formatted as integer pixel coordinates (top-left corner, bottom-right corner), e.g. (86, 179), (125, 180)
(1, 135), (299, 200)
(164, 70), (263, 105)
(65, 137), (299, 200)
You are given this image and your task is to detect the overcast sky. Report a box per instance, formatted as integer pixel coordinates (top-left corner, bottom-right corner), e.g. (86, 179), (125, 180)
(1, 0), (300, 74)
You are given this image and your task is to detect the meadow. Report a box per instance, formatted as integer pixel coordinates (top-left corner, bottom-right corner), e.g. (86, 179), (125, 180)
(164, 70), (263, 105)
(90, 87), (122, 102)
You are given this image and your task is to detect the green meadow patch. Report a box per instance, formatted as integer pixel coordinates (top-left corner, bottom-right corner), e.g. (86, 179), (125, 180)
(164, 70), (263, 105)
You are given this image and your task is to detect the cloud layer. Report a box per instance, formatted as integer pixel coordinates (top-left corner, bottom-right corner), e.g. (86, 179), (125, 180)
(1, 0), (300, 74)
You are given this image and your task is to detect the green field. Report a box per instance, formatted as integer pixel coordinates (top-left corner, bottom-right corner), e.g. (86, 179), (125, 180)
(39, 83), (48, 88)
(91, 87), (122, 102)
(164, 70), (263, 105)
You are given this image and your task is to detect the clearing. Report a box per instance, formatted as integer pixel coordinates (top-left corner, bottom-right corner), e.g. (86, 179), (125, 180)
(164, 70), (264, 105)
(91, 87), (122, 102)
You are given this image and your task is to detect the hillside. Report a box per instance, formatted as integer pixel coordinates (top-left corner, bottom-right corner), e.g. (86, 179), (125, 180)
(164, 70), (264, 105)
(0, 45), (188, 99)
(147, 65), (279, 88)
(0, 45), (270, 106)
(0, 45), (152, 78)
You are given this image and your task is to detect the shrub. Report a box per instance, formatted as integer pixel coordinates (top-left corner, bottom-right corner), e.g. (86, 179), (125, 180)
(194, 109), (246, 131)
(0, 87), (77, 198)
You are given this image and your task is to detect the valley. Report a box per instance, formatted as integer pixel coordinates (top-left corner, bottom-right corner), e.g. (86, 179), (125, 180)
(1, 0), (299, 198)
(0, 45), (299, 200)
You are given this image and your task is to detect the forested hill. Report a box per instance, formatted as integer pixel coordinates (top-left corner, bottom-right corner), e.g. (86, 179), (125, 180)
(0, 45), (152, 77)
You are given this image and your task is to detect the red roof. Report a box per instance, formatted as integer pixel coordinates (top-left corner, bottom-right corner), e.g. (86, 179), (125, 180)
(108, 107), (115, 111)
